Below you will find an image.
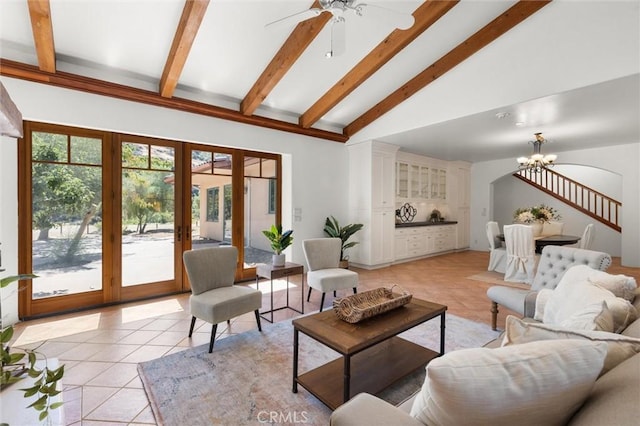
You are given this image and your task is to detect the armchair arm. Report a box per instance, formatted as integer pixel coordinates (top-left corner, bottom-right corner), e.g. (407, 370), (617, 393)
(524, 291), (538, 318)
(330, 393), (423, 426)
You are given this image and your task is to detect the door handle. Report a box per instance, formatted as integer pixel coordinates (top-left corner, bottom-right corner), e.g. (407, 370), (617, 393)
(177, 226), (182, 242)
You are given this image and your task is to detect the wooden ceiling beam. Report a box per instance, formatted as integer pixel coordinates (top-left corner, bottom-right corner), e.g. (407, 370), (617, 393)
(299, 0), (459, 129)
(0, 59), (348, 143)
(240, 1), (331, 116)
(160, 0), (210, 98)
(27, 0), (56, 73)
(344, 0), (552, 137)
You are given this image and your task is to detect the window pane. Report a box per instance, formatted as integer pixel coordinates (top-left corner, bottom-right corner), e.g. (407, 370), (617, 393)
(71, 136), (102, 165)
(262, 159), (277, 178)
(32, 132), (67, 163)
(206, 187), (219, 222)
(213, 153), (232, 175)
(192, 150), (212, 173)
(31, 159), (103, 298)
(151, 145), (174, 171)
(244, 156), (261, 177)
(122, 142), (149, 168)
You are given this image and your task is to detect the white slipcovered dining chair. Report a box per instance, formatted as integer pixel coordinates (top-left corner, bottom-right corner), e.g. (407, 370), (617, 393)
(183, 246), (262, 353)
(503, 224), (537, 284)
(579, 223), (595, 249)
(303, 238), (358, 311)
(541, 221), (564, 236)
(486, 221), (506, 273)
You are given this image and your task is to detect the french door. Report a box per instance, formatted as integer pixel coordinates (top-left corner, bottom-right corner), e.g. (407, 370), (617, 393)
(18, 122), (281, 318)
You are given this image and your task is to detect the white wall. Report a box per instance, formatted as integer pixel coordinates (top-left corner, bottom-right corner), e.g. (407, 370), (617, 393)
(471, 143), (640, 267)
(0, 136), (20, 326)
(0, 77), (350, 271)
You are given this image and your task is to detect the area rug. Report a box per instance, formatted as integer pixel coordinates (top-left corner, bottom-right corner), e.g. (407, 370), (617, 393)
(467, 270), (531, 289)
(138, 314), (500, 426)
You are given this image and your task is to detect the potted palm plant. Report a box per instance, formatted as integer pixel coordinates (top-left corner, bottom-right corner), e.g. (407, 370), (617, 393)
(323, 216), (364, 268)
(262, 224), (293, 267)
(1, 274), (65, 422)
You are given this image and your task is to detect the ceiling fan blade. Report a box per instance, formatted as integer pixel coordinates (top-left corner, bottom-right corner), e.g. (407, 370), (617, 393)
(330, 17), (346, 57)
(265, 8), (323, 29)
(356, 3), (415, 30)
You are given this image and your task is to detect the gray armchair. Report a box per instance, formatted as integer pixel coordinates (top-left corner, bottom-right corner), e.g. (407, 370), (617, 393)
(486, 245), (612, 330)
(183, 246), (262, 353)
(302, 238), (358, 311)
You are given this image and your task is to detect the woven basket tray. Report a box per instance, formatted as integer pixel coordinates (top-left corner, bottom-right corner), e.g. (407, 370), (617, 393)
(332, 285), (412, 324)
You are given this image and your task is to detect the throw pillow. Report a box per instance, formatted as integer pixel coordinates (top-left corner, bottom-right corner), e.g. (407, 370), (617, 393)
(409, 340), (607, 426)
(561, 265), (637, 302)
(543, 277), (636, 332)
(534, 288), (554, 321)
(502, 315), (640, 375)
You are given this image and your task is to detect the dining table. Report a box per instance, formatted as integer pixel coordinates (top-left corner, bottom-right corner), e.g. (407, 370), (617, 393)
(498, 234), (581, 254)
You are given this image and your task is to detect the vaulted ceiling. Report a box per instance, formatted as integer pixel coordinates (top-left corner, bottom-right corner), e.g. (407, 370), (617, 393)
(1, 1), (638, 162)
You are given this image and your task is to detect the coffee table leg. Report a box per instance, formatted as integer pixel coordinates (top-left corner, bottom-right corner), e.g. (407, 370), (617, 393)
(292, 328), (299, 393)
(440, 312), (446, 356)
(343, 355), (351, 403)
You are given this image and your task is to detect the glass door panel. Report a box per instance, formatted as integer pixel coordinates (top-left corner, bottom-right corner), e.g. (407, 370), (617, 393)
(121, 141), (176, 287)
(31, 132), (104, 299)
(190, 150), (233, 252)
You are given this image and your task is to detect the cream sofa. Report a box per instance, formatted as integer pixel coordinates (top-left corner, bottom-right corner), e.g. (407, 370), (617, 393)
(330, 273), (640, 426)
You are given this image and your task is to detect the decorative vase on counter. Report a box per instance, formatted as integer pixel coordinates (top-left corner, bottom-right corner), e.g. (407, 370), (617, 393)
(272, 254), (286, 267)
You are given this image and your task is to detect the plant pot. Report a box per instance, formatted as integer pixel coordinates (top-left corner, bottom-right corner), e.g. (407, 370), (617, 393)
(272, 254), (286, 267)
(339, 260), (349, 269)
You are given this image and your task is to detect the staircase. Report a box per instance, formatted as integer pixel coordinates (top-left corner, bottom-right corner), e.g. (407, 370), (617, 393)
(513, 168), (621, 232)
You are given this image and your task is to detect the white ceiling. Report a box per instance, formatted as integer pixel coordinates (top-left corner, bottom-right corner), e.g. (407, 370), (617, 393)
(1, 0), (639, 162)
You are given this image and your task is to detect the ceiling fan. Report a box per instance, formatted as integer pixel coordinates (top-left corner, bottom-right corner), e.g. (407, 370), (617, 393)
(266, 0), (415, 57)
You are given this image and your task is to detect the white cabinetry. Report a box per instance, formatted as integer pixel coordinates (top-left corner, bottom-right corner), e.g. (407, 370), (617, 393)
(394, 224), (457, 261)
(348, 141), (399, 268)
(396, 154), (447, 201)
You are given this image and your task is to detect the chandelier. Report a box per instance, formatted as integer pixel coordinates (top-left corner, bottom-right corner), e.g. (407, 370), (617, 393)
(517, 132), (557, 172)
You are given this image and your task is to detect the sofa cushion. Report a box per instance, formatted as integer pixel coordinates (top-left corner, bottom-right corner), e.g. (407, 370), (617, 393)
(543, 275), (636, 332)
(562, 265), (637, 302)
(567, 353), (640, 426)
(409, 340), (607, 426)
(502, 315), (640, 375)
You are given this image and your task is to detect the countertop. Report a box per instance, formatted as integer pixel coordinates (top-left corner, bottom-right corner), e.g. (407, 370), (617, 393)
(395, 220), (458, 228)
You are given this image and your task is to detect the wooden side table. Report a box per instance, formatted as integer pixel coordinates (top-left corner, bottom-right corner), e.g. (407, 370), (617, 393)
(256, 262), (304, 323)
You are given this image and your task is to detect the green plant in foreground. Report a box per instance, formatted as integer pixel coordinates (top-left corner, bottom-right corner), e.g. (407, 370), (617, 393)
(261, 224), (293, 254)
(1, 274), (64, 423)
(323, 216), (364, 261)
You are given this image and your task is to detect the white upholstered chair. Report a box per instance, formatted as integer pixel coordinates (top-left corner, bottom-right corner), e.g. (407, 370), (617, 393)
(303, 238), (358, 311)
(486, 245), (612, 330)
(486, 221), (506, 273)
(579, 223), (595, 249)
(183, 246), (262, 353)
(503, 224), (537, 284)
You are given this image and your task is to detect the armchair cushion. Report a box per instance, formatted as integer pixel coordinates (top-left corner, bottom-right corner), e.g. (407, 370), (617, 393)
(306, 268), (358, 292)
(409, 340), (607, 426)
(190, 285), (262, 325)
(330, 393), (423, 426)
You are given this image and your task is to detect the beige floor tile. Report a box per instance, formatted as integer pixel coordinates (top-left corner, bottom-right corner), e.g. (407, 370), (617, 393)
(17, 340), (78, 357)
(86, 362), (139, 387)
(138, 319), (179, 331)
(86, 329), (135, 344)
(117, 330), (162, 345)
(82, 386), (120, 417)
(63, 361), (115, 386)
(145, 330), (187, 346)
(119, 345), (172, 363)
(124, 375), (144, 389)
(87, 343), (140, 362)
(132, 405), (157, 424)
(85, 388), (150, 423)
(58, 342), (113, 361)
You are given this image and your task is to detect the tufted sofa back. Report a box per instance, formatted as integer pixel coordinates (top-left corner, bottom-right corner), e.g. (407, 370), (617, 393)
(531, 245), (612, 291)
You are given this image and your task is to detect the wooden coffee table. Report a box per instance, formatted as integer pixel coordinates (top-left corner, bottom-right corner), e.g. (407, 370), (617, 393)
(292, 297), (447, 409)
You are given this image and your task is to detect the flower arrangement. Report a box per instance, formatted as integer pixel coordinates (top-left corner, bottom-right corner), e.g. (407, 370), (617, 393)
(513, 204), (560, 224)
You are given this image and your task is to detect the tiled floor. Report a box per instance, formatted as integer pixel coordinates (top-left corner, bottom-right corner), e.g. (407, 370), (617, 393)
(8, 250), (639, 425)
